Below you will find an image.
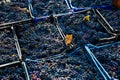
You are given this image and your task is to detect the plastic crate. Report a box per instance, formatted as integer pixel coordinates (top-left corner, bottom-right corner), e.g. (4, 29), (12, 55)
(29, 0), (68, 18)
(25, 47), (104, 80)
(0, 62), (26, 80)
(0, 0), (29, 23)
(85, 42), (120, 80)
(0, 29), (19, 65)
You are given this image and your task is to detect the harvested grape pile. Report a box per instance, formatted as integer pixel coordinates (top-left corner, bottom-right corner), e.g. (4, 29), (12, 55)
(0, 64), (25, 80)
(100, 10), (120, 30)
(18, 22), (65, 60)
(32, 0), (68, 17)
(58, 12), (109, 46)
(26, 51), (104, 80)
(0, 29), (18, 65)
(0, 0), (120, 80)
(0, 0), (28, 23)
(71, 0), (120, 30)
(91, 44), (120, 79)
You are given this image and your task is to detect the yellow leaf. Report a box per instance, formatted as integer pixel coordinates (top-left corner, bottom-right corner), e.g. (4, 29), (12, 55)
(83, 15), (90, 21)
(65, 34), (73, 46)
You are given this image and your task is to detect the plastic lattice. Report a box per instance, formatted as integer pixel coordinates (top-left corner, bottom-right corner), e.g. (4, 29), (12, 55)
(0, 0), (120, 80)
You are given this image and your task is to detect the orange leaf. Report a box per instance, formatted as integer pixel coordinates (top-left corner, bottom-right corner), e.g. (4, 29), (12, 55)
(65, 34), (73, 46)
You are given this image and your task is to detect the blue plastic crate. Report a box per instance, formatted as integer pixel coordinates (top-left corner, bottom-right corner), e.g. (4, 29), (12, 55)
(85, 42), (120, 80)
